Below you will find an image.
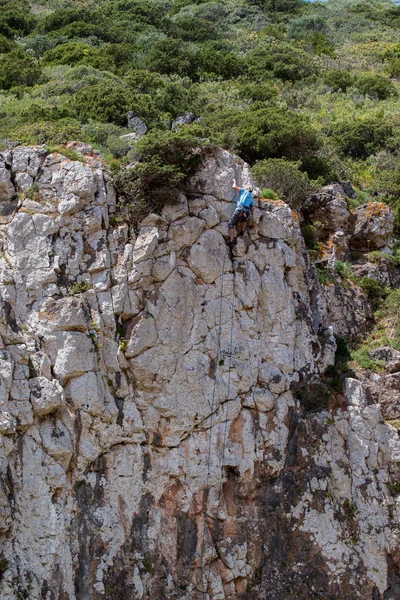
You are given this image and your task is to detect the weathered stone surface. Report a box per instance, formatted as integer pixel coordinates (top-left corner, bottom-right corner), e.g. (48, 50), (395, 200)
(322, 282), (374, 343)
(171, 112), (196, 130)
(127, 111), (148, 135)
(303, 186), (351, 233)
(350, 202), (395, 250)
(29, 377), (65, 416)
(0, 146), (397, 600)
(0, 167), (15, 202)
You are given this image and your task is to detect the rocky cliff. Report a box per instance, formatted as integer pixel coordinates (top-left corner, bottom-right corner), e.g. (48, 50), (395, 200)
(0, 145), (399, 600)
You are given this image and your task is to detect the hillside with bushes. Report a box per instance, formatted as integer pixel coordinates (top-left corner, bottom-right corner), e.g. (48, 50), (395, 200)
(1, 0), (400, 202)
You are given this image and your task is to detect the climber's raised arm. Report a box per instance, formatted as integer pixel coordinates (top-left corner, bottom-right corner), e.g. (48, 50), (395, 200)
(232, 179), (240, 192)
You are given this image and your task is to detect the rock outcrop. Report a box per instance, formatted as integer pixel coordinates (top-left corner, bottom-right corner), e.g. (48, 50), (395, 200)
(0, 146), (398, 600)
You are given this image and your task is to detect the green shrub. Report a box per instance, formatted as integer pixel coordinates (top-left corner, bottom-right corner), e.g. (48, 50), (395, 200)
(302, 32), (335, 57)
(10, 120), (83, 145)
(0, 0), (37, 38)
(301, 224), (318, 250)
(253, 158), (317, 208)
(351, 346), (385, 371)
(214, 107), (320, 165)
(355, 73), (397, 101)
(73, 83), (133, 126)
(358, 276), (386, 310)
(330, 116), (393, 160)
(260, 188), (278, 199)
(324, 70), (353, 93)
(42, 42), (97, 67)
(115, 129), (211, 224)
(146, 37), (198, 78)
(246, 42), (317, 83)
(198, 41), (245, 79)
(0, 33), (15, 53)
(287, 14), (328, 39)
(334, 260), (354, 280)
(0, 48), (43, 90)
(386, 58), (400, 78)
(82, 122), (128, 147)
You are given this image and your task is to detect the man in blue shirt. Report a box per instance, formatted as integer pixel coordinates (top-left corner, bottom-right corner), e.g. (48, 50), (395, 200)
(228, 179), (255, 245)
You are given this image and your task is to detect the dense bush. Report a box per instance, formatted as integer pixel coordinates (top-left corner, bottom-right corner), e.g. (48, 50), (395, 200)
(0, 48), (42, 90)
(330, 116), (393, 159)
(235, 107), (320, 164)
(0, 0), (36, 38)
(358, 276), (386, 310)
(324, 70), (353, 92)
(198, 41), (245, 79)
(355, 73), (397, 100)
(10, 120), (83, 145)
(73, 84), (133, 126)
(253, 158), (316, 208)
(286, 14), (328, 39)
(246, 42), (317, 83)
(115, 129), (211, 223)
(146, 37), (198, 78)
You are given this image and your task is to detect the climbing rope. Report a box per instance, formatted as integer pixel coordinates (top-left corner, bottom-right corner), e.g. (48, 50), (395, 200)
(199, 194), (239, 597)
(199, 245), (227, 595)
(203, 259), (237, 595)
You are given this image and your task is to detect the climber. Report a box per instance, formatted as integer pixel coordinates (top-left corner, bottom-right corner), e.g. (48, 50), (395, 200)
(228, 179), (255, 246)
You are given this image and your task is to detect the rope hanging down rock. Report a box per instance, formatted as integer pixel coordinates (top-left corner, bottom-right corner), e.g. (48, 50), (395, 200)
(199, 248), (237, 598)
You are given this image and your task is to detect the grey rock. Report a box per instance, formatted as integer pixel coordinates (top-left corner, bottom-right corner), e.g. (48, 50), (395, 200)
(350, 202), (394, 251)
(0, 167), (15, 202)
(127, 112), (148, 135)
(370, 346), (400, 363)
(171, 112), (196, 130)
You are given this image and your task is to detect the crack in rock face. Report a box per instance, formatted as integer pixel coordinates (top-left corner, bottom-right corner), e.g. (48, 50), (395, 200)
(0, 146), (398, 600)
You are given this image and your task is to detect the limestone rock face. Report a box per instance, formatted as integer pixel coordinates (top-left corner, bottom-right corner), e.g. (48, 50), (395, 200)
(350, 202), (395, 250)
(302, 185), (351, 233)
(0, 146), (398, 600)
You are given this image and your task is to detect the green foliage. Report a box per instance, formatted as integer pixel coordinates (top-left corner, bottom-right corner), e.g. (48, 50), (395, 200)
(324, 70), (353, 93)
(358, 276), (386, 310)
(301, 224), (318, 250)
(0, 558), (8, 572)
(48, 145), (84, 162)
(73, 83), (132, 126)
(302, 32), (335, 57)
(260, 188), (278, 199)
(351, 346), (385, 371)
(247, 42), (318, 83)
(287, 14), (328, 40)
(114, 129), (210, 224)
(10, 120), (83, 145)
(0, 0), (36, 38)
(331, 115), (393, 160)
(253, 158), (317, 208)
(69, 280), (90, 295)
(146, 37), (198, 78)
(334, 260), (354, 280)
(355, 73), (397, 101)
(209, 106), (319, 165)
(0, 33), (15, 52)
(0, 48), (42, 90)
(388, 481), (400, 495)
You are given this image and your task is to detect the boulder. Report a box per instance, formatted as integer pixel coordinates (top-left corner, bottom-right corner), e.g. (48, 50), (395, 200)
(171, 112), (196, 130)
(350, 202), (394, 251)
(127, 112), (148, 135)
(302, 186), (351, 233)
